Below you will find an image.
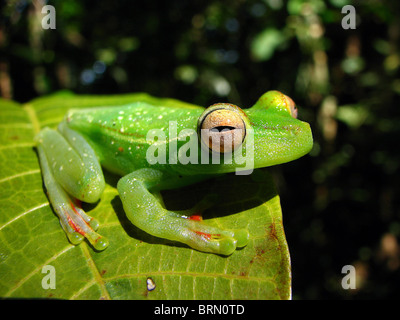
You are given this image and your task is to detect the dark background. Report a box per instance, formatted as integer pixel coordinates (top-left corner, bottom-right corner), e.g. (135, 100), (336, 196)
(1, 0), (399, 299)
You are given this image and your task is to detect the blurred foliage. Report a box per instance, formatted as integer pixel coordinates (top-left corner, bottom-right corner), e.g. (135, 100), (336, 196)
(1, 0), (400, 299)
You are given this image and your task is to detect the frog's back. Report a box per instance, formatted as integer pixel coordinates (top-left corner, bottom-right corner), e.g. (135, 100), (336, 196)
(66, 101), (204, 175)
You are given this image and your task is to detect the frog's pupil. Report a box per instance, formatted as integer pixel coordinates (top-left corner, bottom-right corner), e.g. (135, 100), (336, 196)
(211, 126), (236, 132)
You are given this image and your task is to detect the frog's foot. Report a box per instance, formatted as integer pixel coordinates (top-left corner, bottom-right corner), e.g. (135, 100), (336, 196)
(57, 199), (109, 251)
(173, 195), (249, 255)
(36, 127), (109, 251)
(176, 217), (249, 255)
(42, 165), (109, 251)
(118, 169), (249, 256)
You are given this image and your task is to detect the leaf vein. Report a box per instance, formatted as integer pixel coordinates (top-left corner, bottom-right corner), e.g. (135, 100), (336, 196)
(0, 169), (41, 184)
(0, 202), (50, 231)
(4, 245), (74, 297)
(80, 243), (111, 300)
(103, 270), (275, 283)
(0, 143), (35, 150)
(24, 104), (41, 134)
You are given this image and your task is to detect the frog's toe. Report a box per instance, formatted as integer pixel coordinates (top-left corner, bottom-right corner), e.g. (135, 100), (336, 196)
(66, 230), (84, 245)
(210, 236), (237, 256)
(232, 229), (249, 248)
(58, 201), (109, 251)
(187, 224), (249, 255)
(191, 230), (237, 255)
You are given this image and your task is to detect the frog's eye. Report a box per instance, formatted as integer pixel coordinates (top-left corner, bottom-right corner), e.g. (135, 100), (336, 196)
(198, 104), (246, 153)
(285, 95), (298, 119)
(252, 91), (298, 118)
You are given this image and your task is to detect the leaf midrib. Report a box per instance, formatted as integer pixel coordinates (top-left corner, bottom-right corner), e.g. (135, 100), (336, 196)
(24, 104), (41, 134)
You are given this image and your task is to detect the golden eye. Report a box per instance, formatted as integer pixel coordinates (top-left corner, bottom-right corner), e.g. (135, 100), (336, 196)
(199, 104), (246, 153)
(252, 91), (298, 118)
(284, 95), (298, 119)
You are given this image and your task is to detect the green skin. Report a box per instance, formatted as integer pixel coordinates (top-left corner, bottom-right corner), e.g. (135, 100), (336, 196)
(35, 90), (313, 255)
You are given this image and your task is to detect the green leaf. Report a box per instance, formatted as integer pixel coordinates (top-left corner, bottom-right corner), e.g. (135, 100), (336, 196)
(0, 93), (291, 300)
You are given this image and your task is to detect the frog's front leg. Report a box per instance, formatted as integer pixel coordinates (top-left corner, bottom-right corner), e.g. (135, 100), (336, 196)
(118, 169), (249, 255)
(35, 123), (109, 250)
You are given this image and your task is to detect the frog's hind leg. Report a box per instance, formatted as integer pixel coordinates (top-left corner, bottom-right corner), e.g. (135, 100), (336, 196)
(118, 169), (249, 255)
(35, 124), (108, 251)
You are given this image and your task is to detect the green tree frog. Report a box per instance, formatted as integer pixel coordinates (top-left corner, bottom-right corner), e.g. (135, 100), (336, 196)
(35, 91), (313, 255)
